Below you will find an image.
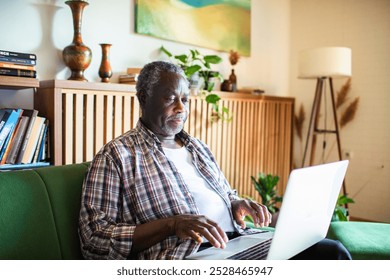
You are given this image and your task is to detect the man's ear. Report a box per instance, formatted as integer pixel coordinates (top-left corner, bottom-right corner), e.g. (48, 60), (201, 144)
(137, 92), (146, 107)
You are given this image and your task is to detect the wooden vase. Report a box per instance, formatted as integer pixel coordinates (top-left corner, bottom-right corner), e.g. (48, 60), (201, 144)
(98, 44), (113, 83)
(62, 0), (92, 81)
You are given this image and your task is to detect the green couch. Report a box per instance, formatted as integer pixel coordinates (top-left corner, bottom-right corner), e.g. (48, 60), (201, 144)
(0, 163), (88, 259)
(0, 163), (389, 260)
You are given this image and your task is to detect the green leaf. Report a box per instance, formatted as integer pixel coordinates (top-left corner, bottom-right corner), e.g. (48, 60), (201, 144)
(185, 65), (201, 77)
(205, 94), (221, 104)
(274, 196), (283, 202)
(207, 82), (215, 92)
(174, 54), (188, 64)
(190, 49), (197, 59)
(160, 46), (172, 57)
(204, 55), (222, 64)
(222, 106), (230, 114)
(338, 195), (355, 205)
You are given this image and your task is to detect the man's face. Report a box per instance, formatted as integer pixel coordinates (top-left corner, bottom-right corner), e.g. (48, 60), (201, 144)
(141, 71), (190, 137)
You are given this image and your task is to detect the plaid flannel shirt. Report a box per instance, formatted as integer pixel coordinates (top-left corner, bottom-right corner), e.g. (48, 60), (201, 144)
(78, 121), (240, 259)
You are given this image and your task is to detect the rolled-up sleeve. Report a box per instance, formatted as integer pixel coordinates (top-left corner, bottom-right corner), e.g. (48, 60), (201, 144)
(78, 153), (136, 260)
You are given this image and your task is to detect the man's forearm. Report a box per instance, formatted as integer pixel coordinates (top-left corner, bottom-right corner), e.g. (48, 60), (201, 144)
(130, 217), (175, 255)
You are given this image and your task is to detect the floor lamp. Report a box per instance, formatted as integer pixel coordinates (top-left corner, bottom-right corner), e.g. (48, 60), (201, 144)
(298, 47), (352, 197)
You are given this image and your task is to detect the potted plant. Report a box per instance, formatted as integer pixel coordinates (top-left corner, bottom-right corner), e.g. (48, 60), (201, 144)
(160, 46), (232, 122)
(332, 194), (355, 222)
(244, 172), (282, 227)
(251, 172), (282, 214)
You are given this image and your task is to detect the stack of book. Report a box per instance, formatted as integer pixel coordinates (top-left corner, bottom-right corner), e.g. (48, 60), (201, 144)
(0, 108), (50, 169)
(118, 67), (142, 85)
(0, 49), (37, 78)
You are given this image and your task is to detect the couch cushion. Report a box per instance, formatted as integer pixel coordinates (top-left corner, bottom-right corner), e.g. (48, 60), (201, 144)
(36, 163), (89, 260)
(327, 221), (390, 260)
(0, 170), (62, 259)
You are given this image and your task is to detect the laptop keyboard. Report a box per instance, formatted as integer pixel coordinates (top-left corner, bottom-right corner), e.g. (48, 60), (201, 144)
(226, 238), (273, 260)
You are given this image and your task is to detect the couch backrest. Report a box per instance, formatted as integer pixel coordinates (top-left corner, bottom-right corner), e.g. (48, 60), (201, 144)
(0, 163), (89, 260)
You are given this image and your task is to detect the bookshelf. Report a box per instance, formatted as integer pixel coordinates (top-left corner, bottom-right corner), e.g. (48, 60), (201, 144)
(0, 76), (49, 171)
(0, 75), (39, 89)
(35, 79), (295, 199)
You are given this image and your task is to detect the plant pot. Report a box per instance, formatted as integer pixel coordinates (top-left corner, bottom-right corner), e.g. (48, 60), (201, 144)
(270, 211), (279, 228)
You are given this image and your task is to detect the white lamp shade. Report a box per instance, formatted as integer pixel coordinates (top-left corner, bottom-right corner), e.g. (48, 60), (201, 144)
(298, 47), (352, 79)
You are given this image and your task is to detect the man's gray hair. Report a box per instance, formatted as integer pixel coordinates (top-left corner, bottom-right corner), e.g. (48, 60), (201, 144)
(136, 61), (189, 108)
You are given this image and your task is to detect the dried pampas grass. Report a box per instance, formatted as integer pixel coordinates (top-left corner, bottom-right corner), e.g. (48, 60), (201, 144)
(336, 78), (352, 109)
(340, 97), (359, 128)
(294, 103), (306, 141)
(229, 50), (240, 66)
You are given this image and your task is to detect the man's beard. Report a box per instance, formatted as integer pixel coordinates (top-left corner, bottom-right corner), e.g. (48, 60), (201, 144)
(163, 114), (187, 135)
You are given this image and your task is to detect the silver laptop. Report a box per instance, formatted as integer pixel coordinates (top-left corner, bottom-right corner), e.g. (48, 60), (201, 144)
(186, 160), (349, 260)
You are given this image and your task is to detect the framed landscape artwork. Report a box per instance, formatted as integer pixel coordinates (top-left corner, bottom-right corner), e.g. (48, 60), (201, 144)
(135, 0), (251, 56)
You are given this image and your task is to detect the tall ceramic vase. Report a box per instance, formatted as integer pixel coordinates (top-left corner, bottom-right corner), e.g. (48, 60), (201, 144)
(62, 0), (92, 81)
(98, 43), (113, 83)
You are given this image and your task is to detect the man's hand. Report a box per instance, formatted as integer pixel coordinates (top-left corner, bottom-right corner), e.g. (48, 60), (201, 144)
(231, 199), (272, 229)
(171, 214), (229, 249)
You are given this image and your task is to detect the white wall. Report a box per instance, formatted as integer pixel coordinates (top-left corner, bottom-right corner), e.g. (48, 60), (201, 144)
(0, 0), (290, 109)
(290, 0), (390, 222)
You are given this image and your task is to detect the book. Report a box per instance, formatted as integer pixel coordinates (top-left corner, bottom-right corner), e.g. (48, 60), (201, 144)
(0, 62), (36, 71)
(0, 67), (37, 78)
(15, 109), (39, 164)
(0, 50), (37, 60)
(32, 120), (47, 163)
(127, 67), (142, 75)
(36, 119), (49, 162)
(0, 128), (14, 163)
(0, 56), (36, 65)
(119, 74), (138, 84)
(0, 110), (6, 126)
(0, 110), (11, 132)
(0, 108), (23, 152)
(21, 116), (45, 164)
(0, 117), (22, 164)
(5, 116), (29, 164)
(43, 124), (50, 161)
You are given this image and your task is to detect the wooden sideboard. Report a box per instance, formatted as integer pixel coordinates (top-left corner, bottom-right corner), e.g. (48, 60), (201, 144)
(35, 80), (294, 199)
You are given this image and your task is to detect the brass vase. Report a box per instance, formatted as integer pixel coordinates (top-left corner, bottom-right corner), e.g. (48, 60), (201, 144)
(98, 43), (113, 83)
(62, 0), (92, 81)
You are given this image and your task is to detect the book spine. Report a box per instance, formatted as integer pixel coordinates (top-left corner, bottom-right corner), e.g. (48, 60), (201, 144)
(0, 114), (23, 164)
(37, 120), (49, 162)
(0, 56), (36, 65)
(0, 130), (14, 163)
(15, 110), (38, 164)
(0, 50), (36, 60)
(0, 111), (11, 131)
(32, 122), (46, 163)
(0, 67), (37, 78)
(5, 116), (29, 164)
(0, 109), (22, 153)
(21, 116), (45, 164)
(0, 62), (35, 71)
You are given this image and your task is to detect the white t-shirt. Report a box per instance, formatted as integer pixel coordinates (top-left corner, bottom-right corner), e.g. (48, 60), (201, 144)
(163, 146), (235, 232)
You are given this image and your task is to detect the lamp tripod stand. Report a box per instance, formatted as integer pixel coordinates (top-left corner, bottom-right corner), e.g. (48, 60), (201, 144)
(301, 77), (347, 198)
